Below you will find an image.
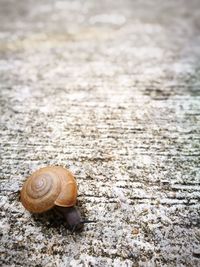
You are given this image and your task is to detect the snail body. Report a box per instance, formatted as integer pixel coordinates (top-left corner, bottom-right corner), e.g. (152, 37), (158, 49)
(20, 166), (83, 231)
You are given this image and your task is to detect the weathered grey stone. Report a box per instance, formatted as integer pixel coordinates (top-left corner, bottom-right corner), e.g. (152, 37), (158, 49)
(0, 0), (200, 266)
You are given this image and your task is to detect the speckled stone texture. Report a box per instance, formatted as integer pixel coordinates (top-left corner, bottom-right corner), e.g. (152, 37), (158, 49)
(0, 0), (200, 266)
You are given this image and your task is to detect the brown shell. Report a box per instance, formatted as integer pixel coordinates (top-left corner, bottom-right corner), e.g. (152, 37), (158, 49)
(20, 166), (77, 213)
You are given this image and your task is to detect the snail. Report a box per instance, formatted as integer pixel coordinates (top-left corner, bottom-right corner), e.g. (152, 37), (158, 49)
(20, 166), (94, 231)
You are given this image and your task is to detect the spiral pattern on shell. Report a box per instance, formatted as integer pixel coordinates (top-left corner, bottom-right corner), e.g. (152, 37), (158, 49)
(20, 166), (77, 213)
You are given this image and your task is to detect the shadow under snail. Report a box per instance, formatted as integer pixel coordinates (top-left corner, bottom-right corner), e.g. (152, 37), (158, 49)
(20, 166), (94, 232)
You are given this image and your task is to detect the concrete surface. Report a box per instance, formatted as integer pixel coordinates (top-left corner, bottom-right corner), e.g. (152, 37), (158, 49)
(0, 0), (200, 266)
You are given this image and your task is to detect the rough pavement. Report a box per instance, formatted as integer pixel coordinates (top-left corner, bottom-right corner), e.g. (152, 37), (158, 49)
(0, 0), (200, 266)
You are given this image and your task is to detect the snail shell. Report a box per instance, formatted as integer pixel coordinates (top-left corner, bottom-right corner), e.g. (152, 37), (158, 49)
(20, 166), (77, 213)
